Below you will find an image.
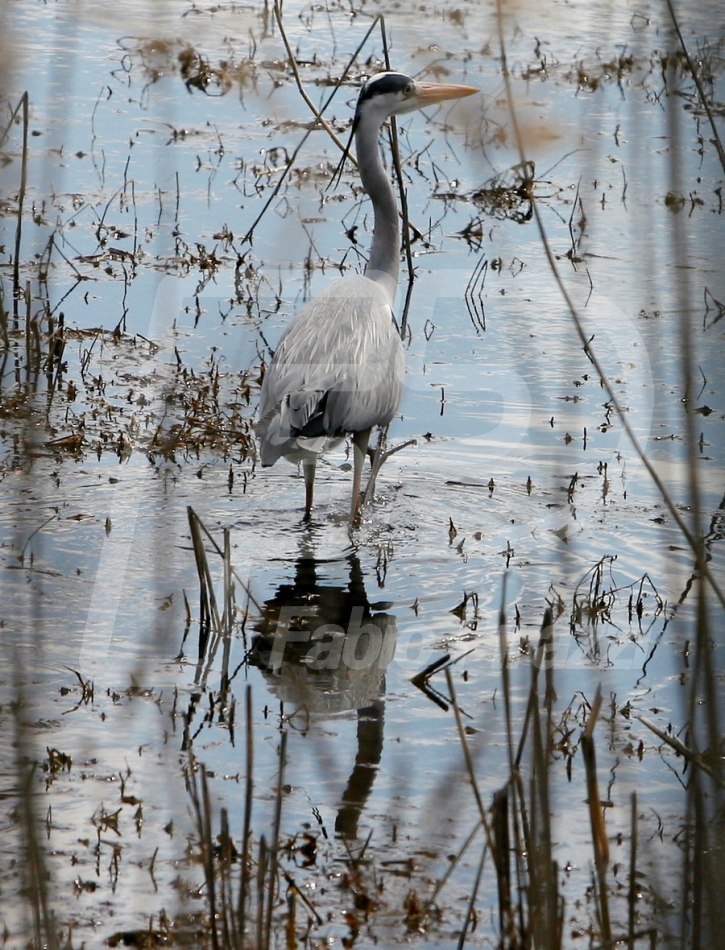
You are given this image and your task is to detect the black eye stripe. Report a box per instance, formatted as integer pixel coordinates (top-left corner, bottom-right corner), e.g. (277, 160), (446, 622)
(358, 72), (413, 104)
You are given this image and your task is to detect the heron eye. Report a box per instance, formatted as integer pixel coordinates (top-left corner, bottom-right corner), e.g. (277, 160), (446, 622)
(403, 83), (414, 96)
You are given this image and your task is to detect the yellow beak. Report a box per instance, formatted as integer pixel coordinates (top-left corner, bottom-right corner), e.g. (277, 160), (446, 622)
(415, 82), (479, 106)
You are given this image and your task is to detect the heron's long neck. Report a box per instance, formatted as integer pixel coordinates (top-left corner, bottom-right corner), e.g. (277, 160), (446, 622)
(354, 112), (399, 304)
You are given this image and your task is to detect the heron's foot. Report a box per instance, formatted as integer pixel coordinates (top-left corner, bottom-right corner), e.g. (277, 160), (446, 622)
(362, 437), (418, 508)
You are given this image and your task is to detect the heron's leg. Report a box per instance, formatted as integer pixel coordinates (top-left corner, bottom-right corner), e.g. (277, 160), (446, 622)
(362, 426), (387, 508)
(302, 459), (316, 518)
(351, 427), (372, 520)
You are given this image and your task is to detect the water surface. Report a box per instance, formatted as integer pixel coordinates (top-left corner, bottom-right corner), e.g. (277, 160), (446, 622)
(1, 0), (724, 944)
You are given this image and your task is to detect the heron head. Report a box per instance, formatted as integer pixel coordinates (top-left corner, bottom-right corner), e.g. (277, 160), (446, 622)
(355, 71), (478, 122)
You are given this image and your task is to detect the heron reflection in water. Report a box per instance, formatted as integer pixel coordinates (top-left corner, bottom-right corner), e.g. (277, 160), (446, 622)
(249, 552), (396, 839)
(256, 72), (478, 520)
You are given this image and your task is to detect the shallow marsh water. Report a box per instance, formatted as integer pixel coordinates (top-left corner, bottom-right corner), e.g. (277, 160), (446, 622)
(1, 0), (724, 945)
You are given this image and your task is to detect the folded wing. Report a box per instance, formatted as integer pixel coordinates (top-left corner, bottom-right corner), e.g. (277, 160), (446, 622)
(256, 275), (404, 466)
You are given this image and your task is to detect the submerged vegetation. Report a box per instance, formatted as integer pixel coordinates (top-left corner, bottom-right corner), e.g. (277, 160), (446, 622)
(1, 0), (724, 947)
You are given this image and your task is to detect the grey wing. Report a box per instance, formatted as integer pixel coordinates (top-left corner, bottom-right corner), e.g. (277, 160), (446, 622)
(256, 362), (347, 466)
(256, 276), (405, 465)
(321, 335), (404, 434)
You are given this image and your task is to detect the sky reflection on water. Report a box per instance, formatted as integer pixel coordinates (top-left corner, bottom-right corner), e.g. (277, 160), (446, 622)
(1, 0), (724, 944)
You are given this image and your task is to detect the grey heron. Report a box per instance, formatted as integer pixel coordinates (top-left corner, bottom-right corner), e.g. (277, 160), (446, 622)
(256, 71), (478, 519)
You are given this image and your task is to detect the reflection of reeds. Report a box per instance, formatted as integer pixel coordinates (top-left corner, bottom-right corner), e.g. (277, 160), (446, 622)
(185, 697), (286, 950)
(187, 504), (258, 691)
(15, 745), (60, 950)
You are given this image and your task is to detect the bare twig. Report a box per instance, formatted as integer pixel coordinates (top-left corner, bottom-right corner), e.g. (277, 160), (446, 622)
(241, 13), (381, 245)
(13, 92), (29, 321)
(637, 716), (725, 789)
(664, 0), (725, 174)
(273, 3), (357, 164)
(263, 731), (287, 950)
(238, 685), (254, 927)
(188, 505), (262, 614)
(380, 19), (417, 339)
